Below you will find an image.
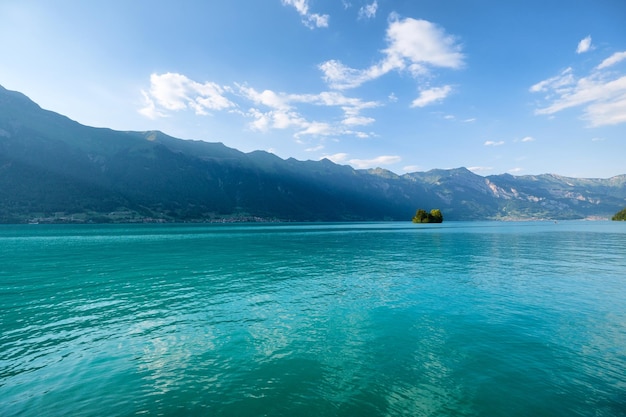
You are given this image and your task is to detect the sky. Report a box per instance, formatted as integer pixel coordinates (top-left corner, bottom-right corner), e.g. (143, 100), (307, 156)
(1, 0), (625, 178)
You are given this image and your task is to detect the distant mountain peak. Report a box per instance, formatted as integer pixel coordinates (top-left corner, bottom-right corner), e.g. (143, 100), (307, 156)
(366, 167), (399, 179)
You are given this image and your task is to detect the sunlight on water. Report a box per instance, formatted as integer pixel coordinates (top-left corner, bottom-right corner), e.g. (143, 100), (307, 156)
(1, 221), (625, 416)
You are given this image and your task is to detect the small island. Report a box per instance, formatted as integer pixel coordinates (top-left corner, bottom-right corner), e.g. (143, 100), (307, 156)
(412, 208), (443, 223)
(612, 207), (626, 221)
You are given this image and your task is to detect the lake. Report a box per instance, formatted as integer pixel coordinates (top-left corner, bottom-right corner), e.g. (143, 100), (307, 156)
(1, 221), (625, 416)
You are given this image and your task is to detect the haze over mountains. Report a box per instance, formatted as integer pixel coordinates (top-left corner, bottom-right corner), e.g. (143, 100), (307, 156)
(1, 85), (625, 223)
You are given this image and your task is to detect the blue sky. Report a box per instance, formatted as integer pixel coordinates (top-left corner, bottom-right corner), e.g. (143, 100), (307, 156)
(1, 0), (625, 178)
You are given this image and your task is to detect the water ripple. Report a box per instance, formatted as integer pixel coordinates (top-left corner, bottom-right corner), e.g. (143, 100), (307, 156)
(1, 221), (625, 416)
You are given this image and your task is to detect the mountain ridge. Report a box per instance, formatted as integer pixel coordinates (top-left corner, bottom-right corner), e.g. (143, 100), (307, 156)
(1, 85), (624, 223)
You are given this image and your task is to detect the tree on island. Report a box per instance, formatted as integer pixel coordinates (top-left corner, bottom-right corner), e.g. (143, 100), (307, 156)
(612, 207), (626, 221)
(412, 208), (443, 223)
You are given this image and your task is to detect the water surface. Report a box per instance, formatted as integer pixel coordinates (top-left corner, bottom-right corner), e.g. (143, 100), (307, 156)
(1, 221), (625, 416)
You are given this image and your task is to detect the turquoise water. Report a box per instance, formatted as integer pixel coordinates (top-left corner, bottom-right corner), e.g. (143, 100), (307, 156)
(1, 221), (625, 416)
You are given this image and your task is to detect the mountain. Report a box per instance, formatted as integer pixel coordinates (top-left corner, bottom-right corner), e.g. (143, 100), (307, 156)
(1, 85), (625, 223)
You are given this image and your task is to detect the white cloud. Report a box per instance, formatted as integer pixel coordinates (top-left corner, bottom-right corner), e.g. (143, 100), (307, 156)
(597, 51), (626, 70)
(354, 131), (373, 139)
(139, 73), (380, 145)
(324, 153), (401, 169)
(508, 167), (524, 173)
(468, 166), (493, 173)
(237, 85), (380, 137)
(384, 16), (464, 69)
(296, 91), (380, 113)
(307, 12), (329, 28)
(529, 67), (574, 93)
(534, 74), (626, 126)
(244, 106), (310, 134)
(319, 16), (463, 90)
(521, 136), (534, 142)
(281, 0), (329, 29)
(139, 91), (167, 119)
(403, 165), (421, 172)
(294, 121), (335, 138)
(324, 153), (349, 163)
(139, 73), (234, 118)
(306, 145), (325, 152)
(237, 85), (291, 110)
(342, 116), (375, 126)
(246, 108), (274, 132)
(484, 140), (504, 146)
(583, 87), (626, 126)
(351, 155), (401, 168)
(576, 36), (592, 54)
(358, 1), (378, 20)
(318, 60), (368, 90)
(531, 53), (626, 127)
(411, 85), (452, 107)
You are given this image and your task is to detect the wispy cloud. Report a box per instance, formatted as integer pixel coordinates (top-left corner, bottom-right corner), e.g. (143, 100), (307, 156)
(484, 140), (504, 146)
(520, 136), (535, 142)
(530, 52), (626, 127)
(468, 166), (493, 173)
(318, 60), (370, 90)
(576, 36), (593, 54)
(139, 91), (167, 119)
(306, 145), (325, 152)
(358, 1), (378, 20)
(411, 85), (453, 108)
(295, 121), (334, 137)
(402, 165), (421, 172)
(140, 73), (379, 142)
(237, 85), (380, 136)
(342, 115), (375, 126)
(597, 51), (626, 70)
(139, 73), (234, 119)
(319, 15), (463, 90)
(324, 152), (349, 163)
(508, 167), (524, 173)
(281, 0), (329, 29)
(324, 153), (401, 169)
(529, 68), (575, 93)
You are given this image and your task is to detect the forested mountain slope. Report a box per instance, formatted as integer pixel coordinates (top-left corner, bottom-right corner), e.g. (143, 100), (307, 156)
(1, 85), (624, 223)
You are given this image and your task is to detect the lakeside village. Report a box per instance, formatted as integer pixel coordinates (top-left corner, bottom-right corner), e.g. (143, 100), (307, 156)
(23, 210), (281, 225)
(17, 207), (626, 225)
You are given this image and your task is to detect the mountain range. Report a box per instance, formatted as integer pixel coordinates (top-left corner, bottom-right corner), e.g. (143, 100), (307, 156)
(1, 84), (625, 223)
